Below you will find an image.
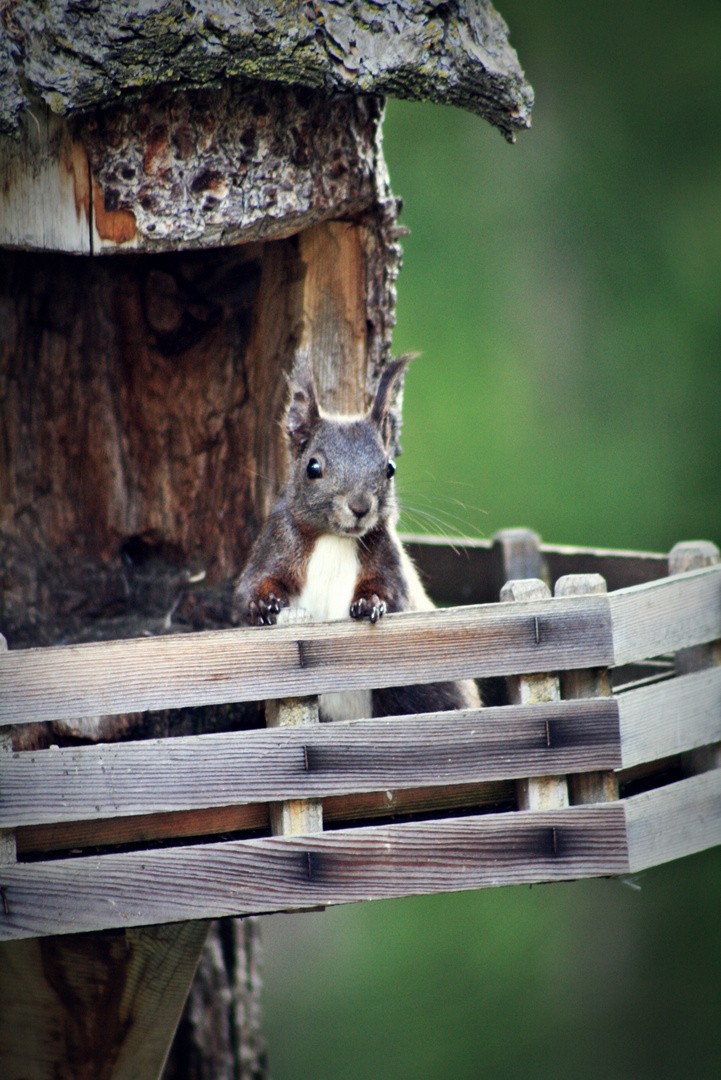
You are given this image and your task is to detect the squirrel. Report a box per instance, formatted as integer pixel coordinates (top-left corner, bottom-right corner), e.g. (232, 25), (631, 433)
(234, 355), (480, 721)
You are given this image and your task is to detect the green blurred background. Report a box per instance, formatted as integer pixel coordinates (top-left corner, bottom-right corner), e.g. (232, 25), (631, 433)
(261, 2), (721, 1076)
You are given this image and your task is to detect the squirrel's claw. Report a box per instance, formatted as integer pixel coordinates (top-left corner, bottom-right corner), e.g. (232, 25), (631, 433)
(350, 595), (386, 624)
(248, 592), (285, 625)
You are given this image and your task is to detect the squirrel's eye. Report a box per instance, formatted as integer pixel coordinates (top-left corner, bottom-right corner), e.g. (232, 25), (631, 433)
(306, 458), (323, 480)
(386, 459), (396, 480)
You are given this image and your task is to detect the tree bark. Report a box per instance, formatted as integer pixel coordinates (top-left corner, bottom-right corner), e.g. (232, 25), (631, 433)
(1, 1), (532, 142)
(162, 919), (266, 1080)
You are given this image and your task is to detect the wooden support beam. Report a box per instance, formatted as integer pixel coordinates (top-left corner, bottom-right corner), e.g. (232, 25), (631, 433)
(501, 579), (569, 811)
(0, 920), (211, 1080)
(555, 574), (619, 805)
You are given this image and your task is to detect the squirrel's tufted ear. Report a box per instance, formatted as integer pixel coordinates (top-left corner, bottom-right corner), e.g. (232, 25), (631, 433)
(285, 362), (320, 456)
(370, 354), (415, 447)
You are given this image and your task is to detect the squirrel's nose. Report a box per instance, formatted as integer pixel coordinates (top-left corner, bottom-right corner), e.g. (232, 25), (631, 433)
(348, 494), (372, 519)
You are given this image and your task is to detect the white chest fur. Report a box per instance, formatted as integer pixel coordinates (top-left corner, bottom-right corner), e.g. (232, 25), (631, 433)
(283, 534), (371, 721)
(294, 534), (361, 622)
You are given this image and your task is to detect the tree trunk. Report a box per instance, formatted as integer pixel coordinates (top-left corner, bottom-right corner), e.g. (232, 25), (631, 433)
(0, 76), (400, 1078)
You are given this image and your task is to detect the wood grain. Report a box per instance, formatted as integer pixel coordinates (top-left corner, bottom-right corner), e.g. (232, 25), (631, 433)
(0, 597), (615, 727)
(502, 578), (569, 813)
(0, 700), (621, 828)
(625, 768), (721, 873)
(618, 666), (721, 769)
(610, 565), (721, 665)
(15, 781), (517, 859)
(0, 920), (209, 1080)
(556, 573), (618, 805)
(0, 806), (629, 940)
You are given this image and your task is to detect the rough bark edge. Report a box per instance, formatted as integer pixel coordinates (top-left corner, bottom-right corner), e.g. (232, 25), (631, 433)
(1, 0), (532, 141)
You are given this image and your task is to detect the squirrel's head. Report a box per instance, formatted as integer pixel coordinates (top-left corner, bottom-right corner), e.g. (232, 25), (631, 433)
(283, 356), (411, 538)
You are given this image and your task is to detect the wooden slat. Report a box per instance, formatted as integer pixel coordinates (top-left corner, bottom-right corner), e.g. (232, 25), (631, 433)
(0, 806), (629, 940)
(502, 578), (569, 812)
(609, 565), (721, 665)
(15, 780), (517, 859)
(0, 598), (615, 727)
(0, 700), (621, 828)
(624, 768), (721, 873)
(618, 666), (721, 769)
(556, 573), (619, 805)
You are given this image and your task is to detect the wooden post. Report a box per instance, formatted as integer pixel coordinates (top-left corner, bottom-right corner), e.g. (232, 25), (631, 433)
(265, 697), (324, 837)
(555, 574), (619, 804)
(492, 528), (549, 599)
(500, 578), (569, 810)
(669, 541), (721, 774)
(0, 922), (211, 1080)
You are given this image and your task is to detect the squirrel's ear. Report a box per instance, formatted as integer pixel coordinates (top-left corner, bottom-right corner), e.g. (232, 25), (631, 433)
(370, 354), (415, 446)
(285, 363), (321, 456)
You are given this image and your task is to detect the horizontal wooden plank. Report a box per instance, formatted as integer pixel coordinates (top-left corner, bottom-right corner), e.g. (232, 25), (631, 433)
(16, 781), (517, 858)
(0, 598), (615, 727)
(610, 566), (721, 666)
(0, 701), (621, 827)
(618, 666), (721, 769)
(0, 806), (629, 940)
(624, 768), (721, 873)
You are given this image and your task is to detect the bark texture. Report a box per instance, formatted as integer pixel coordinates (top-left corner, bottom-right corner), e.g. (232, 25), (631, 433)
(0, 81), (387, 254)
(0, 0), (532, 142)
(79, 81), (385, 253)
(0, 52), (400, 1080)
(163, 919), (266, 1080)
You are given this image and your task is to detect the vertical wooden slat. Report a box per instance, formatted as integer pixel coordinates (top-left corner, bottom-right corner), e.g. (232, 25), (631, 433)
(555, 574), (619, 804)
(265, 697), (324, 837)
(492, 528), (549, 600)
(669, 541), (721, 774)
(501, 579), (569, 810)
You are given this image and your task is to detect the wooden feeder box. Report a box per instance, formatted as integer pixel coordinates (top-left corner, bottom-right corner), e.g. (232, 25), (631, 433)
(1, 5), (719, 1080)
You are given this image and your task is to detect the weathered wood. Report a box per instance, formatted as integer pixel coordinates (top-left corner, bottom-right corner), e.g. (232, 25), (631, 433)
(15, 781), (517, 860)
(492, 528), (549, 600)
(0, 700), (621, 828)
(0, 920), (210, 1080)
(556, 574), (618, 805)
(609, 565), (721, 665)
(1, 2), (533, 143)
(625, 768), (721, 873)
(0, 104), (91, 252)
(0, 217), (398, 651)
(0, 806), (629, 941)
(16, 804), (269, 858)
(617, 666), (721, 770)
(502, 579), (569, 811)
(0, 597), (616, 726)
(0, 85), (386, 255)
(668, 542), (721, 775)
(265, 697), (323, 838)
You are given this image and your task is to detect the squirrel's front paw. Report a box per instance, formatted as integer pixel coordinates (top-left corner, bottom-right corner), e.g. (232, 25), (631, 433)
(350, 595), (387, 624)
(247, 592), (285, 626)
